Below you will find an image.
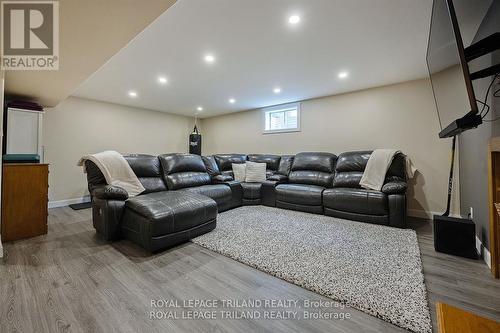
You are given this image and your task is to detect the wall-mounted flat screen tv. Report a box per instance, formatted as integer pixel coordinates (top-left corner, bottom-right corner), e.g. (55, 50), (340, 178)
(427, 0), (482, 138)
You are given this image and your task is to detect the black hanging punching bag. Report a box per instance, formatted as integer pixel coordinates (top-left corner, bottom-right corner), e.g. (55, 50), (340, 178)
(189, 125), (202, 155)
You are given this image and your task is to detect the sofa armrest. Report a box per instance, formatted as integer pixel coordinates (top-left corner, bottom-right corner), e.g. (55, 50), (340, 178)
(91, 198), (126, 240)
(262, 179), (284, 207)
(212, 174), (234, 183)
(216, 180), (243, 208)
(381, 181), (407, 195)
(92, 185), (129, 201)
(267, 174), (288, 182)
(388, 194), (406, 228)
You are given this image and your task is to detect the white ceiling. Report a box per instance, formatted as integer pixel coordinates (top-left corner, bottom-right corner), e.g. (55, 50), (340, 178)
(6, 0), (176, 107)
(73, 0), (434, 118)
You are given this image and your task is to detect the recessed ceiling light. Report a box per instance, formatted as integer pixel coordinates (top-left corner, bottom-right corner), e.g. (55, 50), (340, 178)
(229, 98), (236, 104)
(197, 106), (203, 111)
(273, 87), (282, 94)
(288, 15), (301, 24)
(158, 76), (168, 84)
(338, 71), (349, 79)
(128, 91), (137, 98)
(204, 54), (215, 63)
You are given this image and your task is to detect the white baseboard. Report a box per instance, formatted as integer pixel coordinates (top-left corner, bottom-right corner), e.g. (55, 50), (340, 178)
(475, 236), (492, 268)
(484, 245), (492, 269)
(476, 235), (483, 257)
(48, 196), (90, 209)
(408, 209), (436, 219)
(407, 209), (461, 220)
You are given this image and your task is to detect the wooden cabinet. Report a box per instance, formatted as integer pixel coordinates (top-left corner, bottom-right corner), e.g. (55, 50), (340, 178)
(489, 137), (500, 278)
(1, 163), (49, 242)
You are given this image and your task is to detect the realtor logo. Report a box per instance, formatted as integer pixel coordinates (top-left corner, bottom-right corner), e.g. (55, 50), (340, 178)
(1, 1), (59, 70)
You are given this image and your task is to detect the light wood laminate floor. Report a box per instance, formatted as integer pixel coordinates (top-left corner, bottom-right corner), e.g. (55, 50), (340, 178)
(1, 207), (499, 333)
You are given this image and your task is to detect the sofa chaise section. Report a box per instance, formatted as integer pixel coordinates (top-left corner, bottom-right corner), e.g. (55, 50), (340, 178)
(121, 191), (217, 252)
(86, 154), (219, 251)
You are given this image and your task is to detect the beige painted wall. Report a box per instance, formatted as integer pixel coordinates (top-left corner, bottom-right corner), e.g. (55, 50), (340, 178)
(43, 96), (193, 203)
(201, 78), (460, 217)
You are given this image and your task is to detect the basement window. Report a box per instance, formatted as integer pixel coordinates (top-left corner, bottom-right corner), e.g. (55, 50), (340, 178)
(262, 102), (301, 134)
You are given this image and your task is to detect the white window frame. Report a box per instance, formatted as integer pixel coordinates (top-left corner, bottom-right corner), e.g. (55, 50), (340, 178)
(262, 102), (301, 134)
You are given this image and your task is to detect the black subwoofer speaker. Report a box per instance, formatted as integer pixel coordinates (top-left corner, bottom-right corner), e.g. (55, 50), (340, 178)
(433, 215), (478, 259)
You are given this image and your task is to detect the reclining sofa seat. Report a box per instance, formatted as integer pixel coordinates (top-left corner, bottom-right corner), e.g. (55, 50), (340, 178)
(159, 153), (240, 212)
(322, 151), (407, 228)
(275, 152), (337, 214)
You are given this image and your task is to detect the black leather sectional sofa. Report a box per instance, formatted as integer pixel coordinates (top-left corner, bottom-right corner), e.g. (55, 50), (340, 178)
(85, 151), (407, 252)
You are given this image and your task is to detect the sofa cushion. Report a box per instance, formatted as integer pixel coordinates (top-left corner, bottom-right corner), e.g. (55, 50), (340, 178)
(291, 152), (336, 173)
(289, 152), (337, 187)
(241, 182), (262, 199)
(247, 154), (281, 172)
(85, 155), (167, 195)
(159, 153), (211, 190)
(213, 174), (233, 182)
(276, 184), (325, 206)
(335, 151), (371, 172)
(323, 188), (388, 215)
(179, 184), (232, 206)
(276, 155), (294, 176)
(124, 191), (217, 236)
(267, 174), (288, 182)
(288, 170), (334, 188)
(221, 170), (234, 179)
(333, 151), (370, 188)
(232, 163), (246, 181)
(214, 154), (247, 172)
(333, 151), (407, 188)
(124, 155), (168, 194)
(202, 155), (220, 176)
(245, 161), (266, 183)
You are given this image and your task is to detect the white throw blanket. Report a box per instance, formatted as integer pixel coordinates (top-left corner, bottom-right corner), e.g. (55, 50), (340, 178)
(359, 149), (416, 191)
(78, 151), (145, 197)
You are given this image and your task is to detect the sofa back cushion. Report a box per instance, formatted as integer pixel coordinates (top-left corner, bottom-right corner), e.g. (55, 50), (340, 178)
(289, 152), (337, 187)
(85, 155), (167, 194)
(159, 153), (211, 190)
(214, 154), (247, 171)
(202, 155), (220, 176)
(124, 155), (167, 194)
(276, 155), (294, 176)
(333, 151), (406, 188)
(247, 154), (281, 174)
